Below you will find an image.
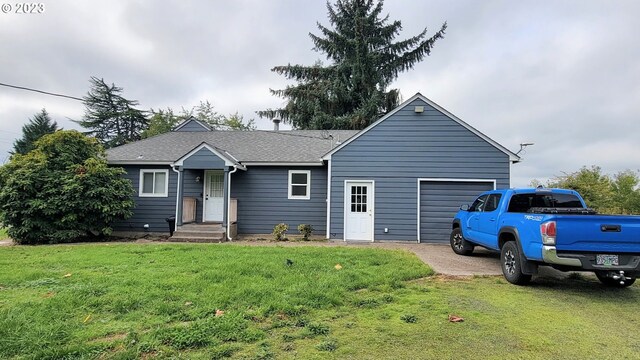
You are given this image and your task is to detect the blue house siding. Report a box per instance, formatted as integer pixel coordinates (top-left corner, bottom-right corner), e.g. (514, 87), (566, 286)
(231, 166), (327, 235)
(112, 165), (178, 233)
(329, 98), (510, 241)
(175, 120), (210, 132)
(182, 148), (226, 169)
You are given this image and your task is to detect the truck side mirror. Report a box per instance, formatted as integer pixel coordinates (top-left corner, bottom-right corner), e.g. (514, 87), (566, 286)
(460, 204), (470, 211)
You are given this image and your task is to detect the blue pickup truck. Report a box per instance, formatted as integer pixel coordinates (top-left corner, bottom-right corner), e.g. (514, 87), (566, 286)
(451, 188), (640, 287)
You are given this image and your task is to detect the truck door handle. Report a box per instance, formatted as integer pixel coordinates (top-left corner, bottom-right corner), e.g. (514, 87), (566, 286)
(601, 225), (621, 232)
(489, 218), (496, 222)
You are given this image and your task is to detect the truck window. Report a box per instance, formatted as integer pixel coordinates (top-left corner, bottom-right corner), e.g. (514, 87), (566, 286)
(469, 194), (488, 212)
(484, 194), (502, 212)
(507, 193), (584, 213)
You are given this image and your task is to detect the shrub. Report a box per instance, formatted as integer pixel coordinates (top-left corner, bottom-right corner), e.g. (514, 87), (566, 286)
(297, 224), (314, 241)
(0, 130), (134, 244)
(272, 223), (289, 241)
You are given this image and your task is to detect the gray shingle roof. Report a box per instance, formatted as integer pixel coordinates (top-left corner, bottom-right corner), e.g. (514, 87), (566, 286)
(106, 130), (359, 164)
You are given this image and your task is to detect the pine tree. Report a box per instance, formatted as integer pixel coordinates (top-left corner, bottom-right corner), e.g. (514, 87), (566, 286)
(76, 77), (148, 148)
(12, 109), (58, 155)
(258, 0), (446, 130)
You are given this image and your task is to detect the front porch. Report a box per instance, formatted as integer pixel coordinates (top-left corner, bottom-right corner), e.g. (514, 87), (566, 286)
(172, 143), (245, 242)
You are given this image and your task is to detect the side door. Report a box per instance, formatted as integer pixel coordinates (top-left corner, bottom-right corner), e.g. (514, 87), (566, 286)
(476, 193), (502, 248)
(464, 194), (488, 242)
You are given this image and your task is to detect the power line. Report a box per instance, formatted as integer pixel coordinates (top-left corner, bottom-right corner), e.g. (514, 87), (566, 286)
(0, 82), (83, 101)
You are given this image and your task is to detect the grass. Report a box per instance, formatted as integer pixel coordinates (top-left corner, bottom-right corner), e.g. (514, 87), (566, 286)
(0, 227), (8, 240)
(0, 243), (638, 359)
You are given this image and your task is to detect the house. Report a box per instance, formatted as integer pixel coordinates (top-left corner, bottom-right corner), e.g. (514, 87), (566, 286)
(106, 93), (519, 243)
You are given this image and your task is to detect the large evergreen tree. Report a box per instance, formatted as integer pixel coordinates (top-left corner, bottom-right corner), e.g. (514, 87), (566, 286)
(258, 0), (446, 129)
(76, 77), (148, 148)
(12, 109), (58, 155)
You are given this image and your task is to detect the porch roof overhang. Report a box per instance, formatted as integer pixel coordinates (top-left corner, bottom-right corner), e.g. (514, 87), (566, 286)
(172, 142), (247, 171)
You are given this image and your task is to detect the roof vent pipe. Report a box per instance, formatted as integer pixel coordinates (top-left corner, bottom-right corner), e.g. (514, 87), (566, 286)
(272, 119), (280, 131)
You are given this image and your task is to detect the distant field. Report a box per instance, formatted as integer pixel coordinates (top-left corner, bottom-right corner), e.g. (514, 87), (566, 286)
(0, 243), (637, 359)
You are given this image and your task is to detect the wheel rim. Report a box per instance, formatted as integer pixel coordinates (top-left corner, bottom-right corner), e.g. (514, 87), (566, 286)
(504, 249), (516, 275)
(453, 233), (463, 250)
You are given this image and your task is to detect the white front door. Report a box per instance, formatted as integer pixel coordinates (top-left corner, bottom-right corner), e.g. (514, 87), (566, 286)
(204, 171), (224, 222)
(344, 181), (374, 241)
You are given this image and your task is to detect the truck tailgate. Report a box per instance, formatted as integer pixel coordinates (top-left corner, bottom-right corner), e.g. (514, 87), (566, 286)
(555, 215), (640, 253)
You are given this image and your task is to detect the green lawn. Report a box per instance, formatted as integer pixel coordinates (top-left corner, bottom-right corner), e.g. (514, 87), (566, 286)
(0, 244), (638, 359)
(0, 227), (8, 240)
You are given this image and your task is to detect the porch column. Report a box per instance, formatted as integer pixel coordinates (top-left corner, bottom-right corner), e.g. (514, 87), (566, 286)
(222, 167), (229, 229)
(176, 167), (185, 226)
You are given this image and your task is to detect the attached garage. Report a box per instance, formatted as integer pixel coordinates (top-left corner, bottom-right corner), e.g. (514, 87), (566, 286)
(418, 179), (495, 243)
(325, 93), (520, 242)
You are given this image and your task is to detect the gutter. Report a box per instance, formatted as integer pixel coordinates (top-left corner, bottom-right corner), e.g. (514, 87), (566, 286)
(170, 165), (181, 225)
(227, 165), (239, 241)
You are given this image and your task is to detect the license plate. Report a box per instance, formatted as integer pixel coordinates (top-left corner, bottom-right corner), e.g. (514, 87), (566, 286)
(596, 254), (619, 266)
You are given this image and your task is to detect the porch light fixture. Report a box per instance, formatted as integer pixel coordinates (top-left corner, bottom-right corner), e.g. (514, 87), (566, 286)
(195, 176), (201, 183)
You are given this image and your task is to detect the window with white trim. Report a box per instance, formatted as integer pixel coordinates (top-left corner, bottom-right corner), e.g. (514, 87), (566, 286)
(288, 170), (310, 200)
(139, 169), (169, 197)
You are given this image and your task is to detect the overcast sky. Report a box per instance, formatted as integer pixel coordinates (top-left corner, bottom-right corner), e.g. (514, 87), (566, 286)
(1, 0), (638, 186)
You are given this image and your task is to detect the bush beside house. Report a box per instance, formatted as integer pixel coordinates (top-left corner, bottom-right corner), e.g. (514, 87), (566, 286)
(0, 130), (134, 244)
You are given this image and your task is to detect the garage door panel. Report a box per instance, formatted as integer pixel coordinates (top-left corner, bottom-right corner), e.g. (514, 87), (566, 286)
(419, 181), (494, 243)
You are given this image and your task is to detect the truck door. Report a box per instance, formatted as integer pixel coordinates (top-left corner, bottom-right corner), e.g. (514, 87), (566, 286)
(465, 194), (488, 242)
(477, 194), (502, 248)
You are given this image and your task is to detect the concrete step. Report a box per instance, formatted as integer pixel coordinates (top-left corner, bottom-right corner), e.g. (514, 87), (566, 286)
(169, 235), (226, 243)
(178, 224), (223, 231)
(173, 230), (224, 238)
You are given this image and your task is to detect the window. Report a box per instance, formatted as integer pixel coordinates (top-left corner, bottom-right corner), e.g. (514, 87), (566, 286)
(484, 194), (502, 212)
(469, 194), (488, 212)
(507, 193), (584, 213)
(350, 185), (367, 212)
(288, 170), (310, 200)
(139, 169), (169, 197)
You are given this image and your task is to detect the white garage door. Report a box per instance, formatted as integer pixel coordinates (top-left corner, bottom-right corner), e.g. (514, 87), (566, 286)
(419, 180), (495, 243)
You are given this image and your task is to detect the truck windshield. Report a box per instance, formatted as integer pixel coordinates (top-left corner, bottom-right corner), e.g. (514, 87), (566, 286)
(507, 193), (584, 213)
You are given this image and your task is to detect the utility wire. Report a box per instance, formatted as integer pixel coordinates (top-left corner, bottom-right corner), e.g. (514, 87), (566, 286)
(0, 82), (83, 101)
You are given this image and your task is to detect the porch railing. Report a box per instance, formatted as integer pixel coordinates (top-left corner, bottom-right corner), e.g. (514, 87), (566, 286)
(182, 197), (197, 223)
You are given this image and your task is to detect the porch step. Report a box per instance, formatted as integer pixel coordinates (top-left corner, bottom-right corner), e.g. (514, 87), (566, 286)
(170, 223), (225, 243)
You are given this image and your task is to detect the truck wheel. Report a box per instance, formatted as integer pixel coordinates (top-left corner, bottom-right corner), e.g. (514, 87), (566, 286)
(450, 228), (474, 256)
(595, 271), (637, 288)
(501, 241), (532, 285)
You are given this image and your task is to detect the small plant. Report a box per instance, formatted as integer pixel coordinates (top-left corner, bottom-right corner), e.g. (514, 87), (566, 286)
(272, 223), (289, 241)
(316, 339), (338, 352)
(307, 322), (330, 336)
(400, 314), (418, 323)
(297, 224), (314, 241)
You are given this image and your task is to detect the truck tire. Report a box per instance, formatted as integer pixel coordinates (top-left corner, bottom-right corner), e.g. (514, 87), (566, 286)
(501, 241), (532, 285)
(450, 228), (474, 256)
(595, 271), (637, 288)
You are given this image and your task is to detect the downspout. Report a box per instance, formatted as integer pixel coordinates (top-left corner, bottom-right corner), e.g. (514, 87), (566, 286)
(171, 165), (181, 224)
(226, 165), (239, 241)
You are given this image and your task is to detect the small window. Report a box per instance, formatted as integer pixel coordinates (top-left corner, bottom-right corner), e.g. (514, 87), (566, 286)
(288, 170), (310, 200)
(469, 194), (488, 212)
(139, 169), (169, 197)
(484, 194), (502, 212)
